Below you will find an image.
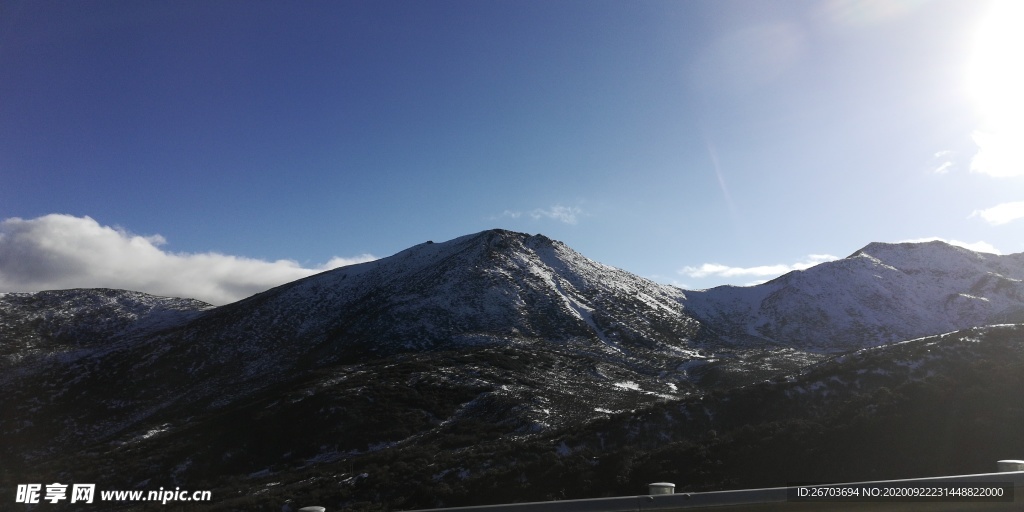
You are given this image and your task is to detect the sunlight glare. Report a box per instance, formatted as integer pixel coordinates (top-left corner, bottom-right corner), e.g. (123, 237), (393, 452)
(968, 0), (1024, 177)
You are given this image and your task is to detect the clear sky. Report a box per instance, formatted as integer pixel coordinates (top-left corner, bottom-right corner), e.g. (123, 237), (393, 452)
(2, 0), (1022, 305)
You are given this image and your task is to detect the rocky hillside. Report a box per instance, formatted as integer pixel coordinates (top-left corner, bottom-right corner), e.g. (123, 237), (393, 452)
(685, 241), (1024, 350)
(2, 231), (1023, 510)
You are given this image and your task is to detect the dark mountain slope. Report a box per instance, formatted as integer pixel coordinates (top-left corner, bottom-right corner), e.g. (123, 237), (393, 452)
(4, 233), (1024, 511)
(1, 230), (727, 502)
(53, 324), (1015, 512)
(0, 288), (211, 377)
(71, 229), (716, 426)
(275, 324), (1021, 510)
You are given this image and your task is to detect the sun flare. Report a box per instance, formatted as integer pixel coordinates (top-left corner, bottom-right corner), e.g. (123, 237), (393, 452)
(968, 0), (1024, 177)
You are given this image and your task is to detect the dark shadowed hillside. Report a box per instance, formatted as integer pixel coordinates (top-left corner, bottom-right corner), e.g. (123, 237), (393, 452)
(2, 231), (1023, 510)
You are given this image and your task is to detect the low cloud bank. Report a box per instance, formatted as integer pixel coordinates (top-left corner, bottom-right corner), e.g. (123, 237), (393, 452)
(494, 204), (584, 225)
(970, 202), (1024, 226)
(679, 254), (838, 280)
(0, 214), (376, 305)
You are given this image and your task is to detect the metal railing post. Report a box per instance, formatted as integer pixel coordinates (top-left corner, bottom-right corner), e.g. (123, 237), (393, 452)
(647, 482), (675, 495)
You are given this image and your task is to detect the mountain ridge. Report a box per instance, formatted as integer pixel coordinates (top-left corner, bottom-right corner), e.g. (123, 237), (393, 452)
(184, 229), (702, 360)
(5, 232), (1023, 361)
(684, 239), (1024, 350)
(2, 231), (1024, 511)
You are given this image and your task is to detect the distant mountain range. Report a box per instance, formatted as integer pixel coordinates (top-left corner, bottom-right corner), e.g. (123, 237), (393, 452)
(2, 230), (1023, 510)
(688, 240), (1024, 350)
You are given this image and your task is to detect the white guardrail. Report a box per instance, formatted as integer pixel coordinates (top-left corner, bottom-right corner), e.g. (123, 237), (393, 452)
(298, 460), (1024, 512)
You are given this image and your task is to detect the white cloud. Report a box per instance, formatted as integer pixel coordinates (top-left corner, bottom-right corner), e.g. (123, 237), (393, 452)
(679, 254), (838, 279)
(493, 205), (584, 225)
(530, 205), (582, 224)
(319, 255), (379, 269)
(969, 201), (1024, 226)
(0, 214), (376, 305)
(898, 237), (1002, 254)
(970, 130), (1024, 178)
(932, 161), (954, 175)
(932, 151), (955, 174)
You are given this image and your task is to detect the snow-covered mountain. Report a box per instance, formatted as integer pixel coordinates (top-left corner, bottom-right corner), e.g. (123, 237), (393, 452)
(0, 229), (727, 491)
(91, 229), (718, 415)
(2, 231), (1024, 510)
(684, 240), (1024, 350)
(194, 228), (702, 360)
(0, 288), (210, 372)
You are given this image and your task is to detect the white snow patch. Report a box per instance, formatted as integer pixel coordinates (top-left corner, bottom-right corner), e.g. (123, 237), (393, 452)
(341, 473), (369, 485)
(141, 423), (170, 440)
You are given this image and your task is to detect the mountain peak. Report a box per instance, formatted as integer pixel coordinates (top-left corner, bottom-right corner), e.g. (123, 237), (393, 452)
(846, 240), (994, 275)
(849, 240), (976, 260)
(191, 229), (698, 366)
(471, 228), (559, 249)
(382, 229), (559, 263)
(685, 238), (1024, 350)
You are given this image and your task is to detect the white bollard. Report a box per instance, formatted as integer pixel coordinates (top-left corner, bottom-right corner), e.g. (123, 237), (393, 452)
(997, 460), (1024, 472)
(648, 482), (675, 495)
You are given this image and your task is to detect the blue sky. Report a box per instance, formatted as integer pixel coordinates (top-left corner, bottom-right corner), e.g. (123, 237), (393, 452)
(2, 0), (1022, 304)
